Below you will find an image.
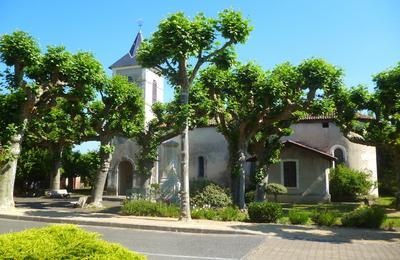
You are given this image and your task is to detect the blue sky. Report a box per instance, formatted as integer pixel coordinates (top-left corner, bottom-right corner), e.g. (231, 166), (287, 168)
(1, 0), (399, 152)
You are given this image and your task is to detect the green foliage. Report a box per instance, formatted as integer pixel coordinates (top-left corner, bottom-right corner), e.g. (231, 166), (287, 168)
(245, 190), (255, 204)
(63, 150), (100, 187)
(88, 75), (144, 141)
(191, 207), (247, 221)
(264, 183), (288, 196)
(191, 183), (232, 208)
(0, 31), (40, 68)
(329, 165), (374, 202)
(121, 200), (180, 218)
(137, 9), (252, 86)
(0, 224), (145, 259)
(341, 206), (387, 229)
(248, 201), (283, 223)
(15, 145), (52, 192)
(189, 179), (216, 197)
(288, 210), (310, 225)
(311, 210), (337, 226)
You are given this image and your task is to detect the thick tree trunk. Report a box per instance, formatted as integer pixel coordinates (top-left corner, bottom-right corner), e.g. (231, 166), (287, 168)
(49, 145), (63, 191)
(89, 139), (113, 208)
(237, 144), (247, 209)
(0, 134), (23, 210)
(179, 88), (191, 221)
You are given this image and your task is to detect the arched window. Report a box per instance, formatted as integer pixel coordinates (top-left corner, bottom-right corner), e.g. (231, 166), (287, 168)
(331, 145), (347, 165)
(152, 80), (157, 104)
(198, 156), (205, 178)
(334, 148), (345, 164)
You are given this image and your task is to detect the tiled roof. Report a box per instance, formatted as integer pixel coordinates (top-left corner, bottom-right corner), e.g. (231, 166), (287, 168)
(283, 139), (336, 160)
(109, 31), (143, 69)
(300, 113), (373, 121)
(246, 139), (337, 162)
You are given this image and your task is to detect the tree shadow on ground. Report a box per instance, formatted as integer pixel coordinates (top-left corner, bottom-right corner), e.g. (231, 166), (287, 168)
(230, 223), (400, 244)
(15, 196), (123, 218)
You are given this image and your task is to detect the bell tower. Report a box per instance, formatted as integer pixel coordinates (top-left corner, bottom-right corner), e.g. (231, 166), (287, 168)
(109, 30), (164, 123)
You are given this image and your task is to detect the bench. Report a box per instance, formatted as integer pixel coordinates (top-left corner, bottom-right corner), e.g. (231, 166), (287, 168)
(46, 189), (70, 198)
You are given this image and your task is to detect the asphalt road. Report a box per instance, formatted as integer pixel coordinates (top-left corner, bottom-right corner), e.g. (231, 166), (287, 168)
(0, 218), (265, 260)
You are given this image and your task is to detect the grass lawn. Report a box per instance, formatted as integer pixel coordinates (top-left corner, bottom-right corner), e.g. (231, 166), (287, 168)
(281, 202), (360, 217)
(279, 196), (400, 228)
(377, 197), (400, 229)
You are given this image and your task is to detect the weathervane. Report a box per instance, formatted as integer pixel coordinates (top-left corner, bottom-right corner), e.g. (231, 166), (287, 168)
(137, 19), (143, 31)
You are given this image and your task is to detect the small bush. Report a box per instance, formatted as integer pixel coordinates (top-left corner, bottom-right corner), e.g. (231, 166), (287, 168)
(191, 208), (218, 220)
(311, 210), (337, 226)
(191, 207), (247, 221)
(288, 210), (310, 225)
(189, 179), (215, 197)
(264, 183), (287, 202)
(341, 206), (387, 229)
(329, 165), (374, 202)
(245, 190), (255, 204)
(248, 201), (283, 223)
(218, 207), (247, 221)
(0, 225), (145, 259)
(191, 183), (232, 208)
(121, 199), (179, 218)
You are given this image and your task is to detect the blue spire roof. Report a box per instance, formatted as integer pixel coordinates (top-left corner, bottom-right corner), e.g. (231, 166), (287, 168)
(109, 31), (143, 69)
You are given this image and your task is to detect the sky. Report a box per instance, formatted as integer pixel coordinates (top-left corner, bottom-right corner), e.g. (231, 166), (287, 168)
(1, 0), (399, 152)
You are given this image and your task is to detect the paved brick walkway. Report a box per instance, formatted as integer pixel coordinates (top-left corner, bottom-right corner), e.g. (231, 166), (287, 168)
(246, 236), (400, 260)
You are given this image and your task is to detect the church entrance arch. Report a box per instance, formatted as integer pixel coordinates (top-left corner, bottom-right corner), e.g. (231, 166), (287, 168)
(118, 161), (133, 195)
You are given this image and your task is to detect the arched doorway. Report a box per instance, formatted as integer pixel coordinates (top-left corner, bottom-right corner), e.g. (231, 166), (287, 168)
(118, 161), (133, 195)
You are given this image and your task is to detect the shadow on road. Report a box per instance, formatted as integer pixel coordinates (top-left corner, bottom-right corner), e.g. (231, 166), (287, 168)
(14, 196), (122, 219)
(230, 223), (400, 243)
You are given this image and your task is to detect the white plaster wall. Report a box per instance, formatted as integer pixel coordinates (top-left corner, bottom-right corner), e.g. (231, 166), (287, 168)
(106, 136), (140, 195)
(162, 127), (231, 187)
(267, 145), (331, 202)
(283, 121), (378, 195)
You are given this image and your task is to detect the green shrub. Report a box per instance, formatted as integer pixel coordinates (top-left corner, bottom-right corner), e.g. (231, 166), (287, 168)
(311, 210), (337, 226)
(264, 183), (287, 202)
(329, 165), (374, 202)
(218, 207), (247, 221)
(191, 207), (247, 221)
(189, 179), (215, 197)
(248, 201), (283, 223)
(0, 225), (145, 259)
(245, 190), (255, 204)
(288, 210), (310, 225)
(191, 208), (218, 220)
(191, 183), (232, 208)
(341, 206), (387, 229)
(121, 199), (179, 218)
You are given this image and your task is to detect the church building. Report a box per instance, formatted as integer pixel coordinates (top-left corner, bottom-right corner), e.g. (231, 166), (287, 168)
(105, 31), (378, 203)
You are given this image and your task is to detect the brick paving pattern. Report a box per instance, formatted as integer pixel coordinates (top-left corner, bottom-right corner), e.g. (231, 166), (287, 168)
(246, 237), (400, 260)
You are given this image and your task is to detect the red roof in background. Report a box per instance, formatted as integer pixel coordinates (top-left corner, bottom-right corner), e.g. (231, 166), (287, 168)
(300, 113), (373, 122)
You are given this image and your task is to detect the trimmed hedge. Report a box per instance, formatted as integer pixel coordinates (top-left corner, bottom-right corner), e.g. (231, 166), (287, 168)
(121, 199), (180, 218)
(0, 225), (145, 259)
(341, 206), (386, 229)
(248, 201), (283, 223)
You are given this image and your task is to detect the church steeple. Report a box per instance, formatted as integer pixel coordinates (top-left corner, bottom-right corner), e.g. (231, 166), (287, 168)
(109, 30), (143, 69)
(128, 31), (143, 58)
